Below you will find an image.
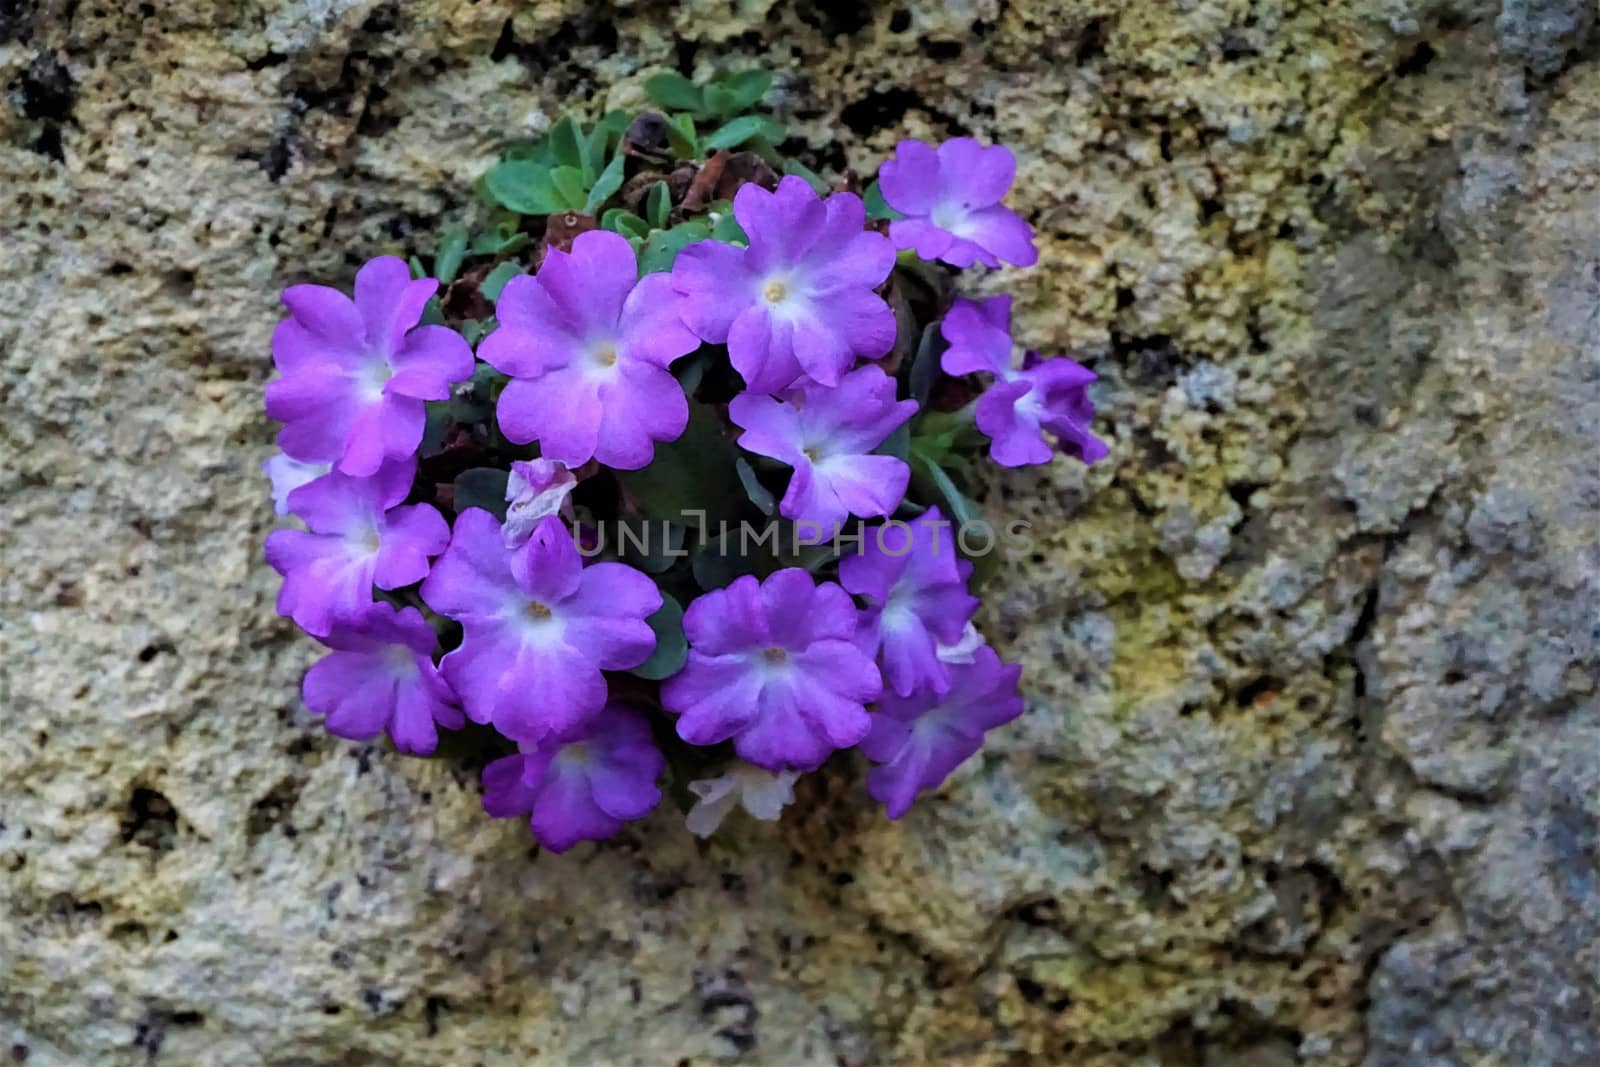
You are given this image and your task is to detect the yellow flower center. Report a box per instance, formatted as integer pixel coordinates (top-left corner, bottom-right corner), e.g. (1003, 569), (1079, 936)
(763, 281), (788, 304)
(592, 344), (618, 368)
(763, 647), (788, 664)
(526, 601), (553, 620)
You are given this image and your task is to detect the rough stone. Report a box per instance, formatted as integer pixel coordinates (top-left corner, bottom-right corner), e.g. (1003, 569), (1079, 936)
(3, 2), (1598, 1065)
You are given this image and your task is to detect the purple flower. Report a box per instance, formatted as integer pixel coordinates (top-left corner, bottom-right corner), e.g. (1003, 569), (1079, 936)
(502, 458), (577, 548)
(672, 176), (897, 392)
(263, 452), (329, 516)
(477, 231), (699, 470)
(266, 256), (475, 476)
(861, 645), (1024, 819)
(265, 459), (449, 637)
(420, 512), (660, 742)
(840, 507), (980, 698)
(481, 703), (664, 853)
(661, 569), (881, 771)
(878, 138), (1038, 269)
(729, 366), (916, 531)
(941, 295), (1109, 468)
(302, 601), (463, 755)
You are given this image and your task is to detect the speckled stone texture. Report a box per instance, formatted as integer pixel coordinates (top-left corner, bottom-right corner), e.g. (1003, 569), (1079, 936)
(3, 2), (1597, 1064)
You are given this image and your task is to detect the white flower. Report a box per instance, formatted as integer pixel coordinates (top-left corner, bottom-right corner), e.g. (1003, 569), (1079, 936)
(685, 765), (800, 837)
(502, 459), (577, 547)
(263, 453), (329, 516)
(935, 621), (985, 665)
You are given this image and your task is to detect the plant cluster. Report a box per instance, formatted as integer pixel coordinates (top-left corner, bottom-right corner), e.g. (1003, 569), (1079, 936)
(262, 69), (1108, 851)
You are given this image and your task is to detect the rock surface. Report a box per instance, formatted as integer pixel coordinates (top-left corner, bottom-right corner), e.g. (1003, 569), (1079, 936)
(3, 2), (1598, 1064)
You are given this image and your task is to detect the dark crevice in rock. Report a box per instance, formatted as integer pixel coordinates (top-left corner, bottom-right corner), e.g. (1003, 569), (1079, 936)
(120, 787), (178, 852)
(16, 52), (77, 161)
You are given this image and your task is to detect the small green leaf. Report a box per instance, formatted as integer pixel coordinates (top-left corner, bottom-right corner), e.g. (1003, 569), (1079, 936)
(877, 421), (911, 463)
(620, 402), (741, 527)
(646, 181), (672, 229)
(471, 220), (529, 255)
(407, 255), (427, 280)
(504, 138), (552, 165)
(703, 84), (739, 118)
(548, 116), (585, 170)
(581, 125), (609, 183)
(674, 352), (708, 395)
(597, 109), (632, 139)
(637, 219), (711, 274)
(691, 531), (767, 591)
(917, 455), (980, 530)
(716, 69), (773, 110)
(613, 518), (688, 575)
(485, 160), (563, 215)
(645, 71), (705, 113)
(782, 158), (830, 195)
(454, 468), (510, 520)
(665, 113), (699, 159)
(744, 134), (784, 169)
(601, 208), (651, 240)
(631, 593), (688, 680)
(908, 322), (943, 406)
(711, 211), (746, 244)
(479, 261), (522, 302)
(702, 115), (787, 153)
(550, 166), (589, 212)
(433, 224), (469, 284)
(420, 401), (452, 455)
(736, 456), (776, 516)
(863, 179), (900, 221)
(585, 150), (627, 214)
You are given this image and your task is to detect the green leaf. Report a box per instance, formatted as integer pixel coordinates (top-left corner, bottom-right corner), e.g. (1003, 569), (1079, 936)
(702, 115), (787, 153)
(433, 224), (469, 284)
(504, 138), (552, 164)
(645, 71), (705, 113)
(637, 219), (711, 274)
(736, 456), (776, 516)
(863, 179), (900, 221)
(716, 69), (773, 110)
(613, 518), (688, 575)
(597, 109), (632, 139)
(631, 593), (688, 680)
(782, 158), (830, 195)
(485, 160), (563, 215)
(548, 116), (585, 170)
(673, 352), (708, 396)
(601, 208), (651, 241)
(916, 455), (981, 530)
(408, 255), (427, 280)
(420, 401), (452, 455)
(550, 165), (589, 212)
(908, 322), (943, 407)
(471, 220), (528, 255)
(585, 150), (627, 214)
(581, 125), (609, 183)
(454, 468), (510, 520)
(646, 181), (672, 230)
(479, 261), (522, 302)
(702, 84), (739, 118)
(877, 421), (911, 463)
(709, 200), (747, 244)
(620, 402), (741, 527)
(691, 531), (768, 591)
(665, 113), (699, 159)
